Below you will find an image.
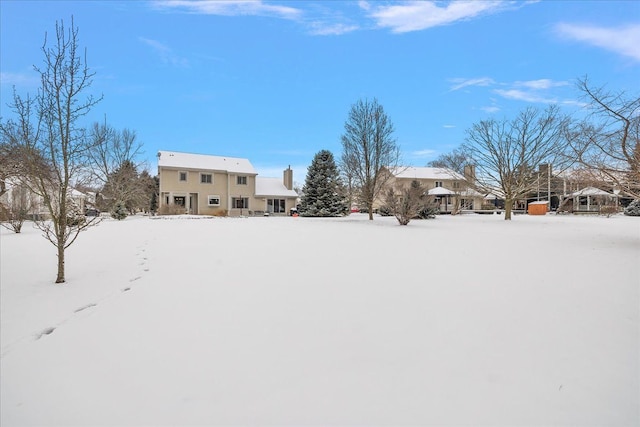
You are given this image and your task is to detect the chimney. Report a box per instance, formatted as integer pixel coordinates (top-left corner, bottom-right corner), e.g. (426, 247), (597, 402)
(283, 166), (293, 190)
(464, 164), (476, 183)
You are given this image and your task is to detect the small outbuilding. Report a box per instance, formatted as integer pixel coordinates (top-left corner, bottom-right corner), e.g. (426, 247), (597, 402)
(528, 201), (549, 215)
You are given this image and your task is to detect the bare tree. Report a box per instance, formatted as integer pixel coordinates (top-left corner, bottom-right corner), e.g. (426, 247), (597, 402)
(0, 183), (33, 233)
(428, 147), (473, 175)
(567, 77), (639, 198)
(0, 17), (102, 283)
(340, 98), (401, 220)
(0, 141), (15, 199)
(384, 179), (426, 225)
(87, 123), (142, 192)
(428, 147), (476, 214)
(463, 105), (570, 220)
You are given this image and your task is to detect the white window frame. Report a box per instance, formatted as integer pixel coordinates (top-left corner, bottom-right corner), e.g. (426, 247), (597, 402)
(207, 195), (221, 206)
(237, 176), (247, 185)
(435, 181), (443, 188)
(200, 173), (213, 184)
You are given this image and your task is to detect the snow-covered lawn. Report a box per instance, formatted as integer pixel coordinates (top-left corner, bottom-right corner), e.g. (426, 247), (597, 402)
(1, 213), (638, 426)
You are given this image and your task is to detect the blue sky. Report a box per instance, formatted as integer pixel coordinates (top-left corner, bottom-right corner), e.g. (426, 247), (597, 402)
(1, 1), (639, 183)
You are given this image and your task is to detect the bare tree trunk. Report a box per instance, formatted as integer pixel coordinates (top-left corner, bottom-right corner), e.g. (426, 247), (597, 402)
(56, 241), (65, 283)
(504, 198), (513, 220)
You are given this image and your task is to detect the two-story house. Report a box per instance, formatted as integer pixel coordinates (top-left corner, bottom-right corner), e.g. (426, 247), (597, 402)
(157, 151), (298, 216)
(377, 166), (486, 213)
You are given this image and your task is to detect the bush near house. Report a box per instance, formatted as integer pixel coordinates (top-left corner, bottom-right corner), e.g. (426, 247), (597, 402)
(158, 204), (186, 216)
(624, 199), (640, 216)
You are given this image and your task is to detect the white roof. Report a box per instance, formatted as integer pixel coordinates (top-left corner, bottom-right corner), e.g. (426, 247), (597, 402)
(570, 186), (614, 197)
(459, 188), (485, 197)
(428, 187), (455, 196)
(391, 166), (464, 181)
(157, 151), (257, 175)
(255, 177), (298, 198)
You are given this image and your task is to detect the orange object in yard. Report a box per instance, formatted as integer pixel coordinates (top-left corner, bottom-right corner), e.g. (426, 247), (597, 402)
(528, 201), (549, 215)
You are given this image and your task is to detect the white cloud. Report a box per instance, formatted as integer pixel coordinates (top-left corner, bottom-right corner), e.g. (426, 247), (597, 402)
(153, 0), (302, 20)
(443, 124), (456, 128)
(139, 37), (189, 67)
(555, 23), (640, 62)
(494, 89), (556, 104)
(514, 79), (569, 90)
(449, 77), (495, 91)
(411, 149), (437, 159)
(308, 22), (359, 36)
(480, 105), (501, 113)
(0, 71), (40, 88)
(368, 1), (510, 33)
(358, 1), (371, 12)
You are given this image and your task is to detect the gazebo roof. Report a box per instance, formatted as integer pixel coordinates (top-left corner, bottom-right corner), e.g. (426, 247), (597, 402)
(570, 187), (614, 197)
(428, 187), (455, 196)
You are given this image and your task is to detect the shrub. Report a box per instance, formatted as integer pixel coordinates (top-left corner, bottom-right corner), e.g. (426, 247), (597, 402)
(158, 204), (186, 215)
(378, 205), (393, 217)
(417, 204), (439, 219)
(599, 205), (619, 217)
(212, 209), (227, 217)
(111, 201), (128, 220)
(624, 199), (640, 216)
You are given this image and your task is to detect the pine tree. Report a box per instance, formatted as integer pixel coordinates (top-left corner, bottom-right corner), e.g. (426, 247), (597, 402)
(111, 201), (128, 220)
(300, 150), (348, 217)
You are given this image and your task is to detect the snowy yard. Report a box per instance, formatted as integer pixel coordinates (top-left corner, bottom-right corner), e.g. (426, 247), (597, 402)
(1, 213), (638, 426)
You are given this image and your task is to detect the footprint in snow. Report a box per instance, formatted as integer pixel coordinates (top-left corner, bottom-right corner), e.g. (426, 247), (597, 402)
(36, 327), (56, 340)
(74, 303), (97, 313)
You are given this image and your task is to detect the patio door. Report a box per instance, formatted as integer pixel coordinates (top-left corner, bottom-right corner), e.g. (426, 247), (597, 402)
(189, 193), (198, 214)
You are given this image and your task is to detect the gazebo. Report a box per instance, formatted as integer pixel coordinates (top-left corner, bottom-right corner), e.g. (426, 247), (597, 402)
(427, 187), (455, 212)
(569, 187), (617, 212)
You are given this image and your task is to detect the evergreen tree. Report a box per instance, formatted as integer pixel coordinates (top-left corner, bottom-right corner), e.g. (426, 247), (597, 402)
(150, 191), (158, 214)
(111, 201), (128, 220)
(300, 150), (348, 217)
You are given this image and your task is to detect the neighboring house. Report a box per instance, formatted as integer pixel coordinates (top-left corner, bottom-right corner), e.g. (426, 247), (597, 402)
(157, 150), (298, 216)
(0, 178), (95, 220)
(378, 166), (485, 213)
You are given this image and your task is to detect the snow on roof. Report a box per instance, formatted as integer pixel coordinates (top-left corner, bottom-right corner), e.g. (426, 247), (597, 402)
(390, 166), (464, 181)
(570, 187), (614, 197)
(157, 151), (257, 174)
(255, 177), (298, 198)
(459, 188), (485, 197)
(427, 187), (455, 196)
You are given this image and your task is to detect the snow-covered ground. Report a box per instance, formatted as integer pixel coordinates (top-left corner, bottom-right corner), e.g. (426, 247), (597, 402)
(1, 213), (638, 426)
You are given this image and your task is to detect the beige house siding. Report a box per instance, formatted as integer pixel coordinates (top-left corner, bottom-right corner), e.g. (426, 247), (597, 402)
(158, 151), (297, 216)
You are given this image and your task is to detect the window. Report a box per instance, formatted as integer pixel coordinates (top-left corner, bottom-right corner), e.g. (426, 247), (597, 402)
(201, 173), (212, 184)
(232, 197), (248, 209)
(208, 195), (221, 206)
(174, 196), (185, 206)
(453, 181), (460, 189)
(435, 181), (443, 188)
(237, 176), (247, 185)
(179, 172), (187, 181)
(267, 199), (286, 213)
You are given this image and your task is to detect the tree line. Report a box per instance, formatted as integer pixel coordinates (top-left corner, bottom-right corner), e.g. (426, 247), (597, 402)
(301, 80), (638, 222)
